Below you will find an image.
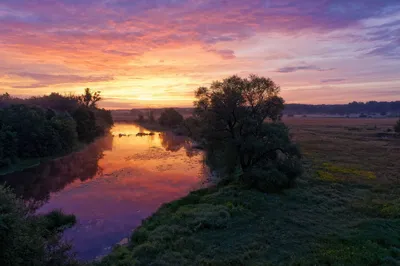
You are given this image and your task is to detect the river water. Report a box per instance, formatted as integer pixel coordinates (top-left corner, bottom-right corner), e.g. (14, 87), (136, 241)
(0, 123), (207, 260)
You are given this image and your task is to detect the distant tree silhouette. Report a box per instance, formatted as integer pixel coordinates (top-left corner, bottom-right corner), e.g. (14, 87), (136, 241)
(78, 88), (102, 108)
(137, 111), (145, 122)
(0, 92), (10, 101)
(158, 108), (183, 128)
(148, 109), (155, 123)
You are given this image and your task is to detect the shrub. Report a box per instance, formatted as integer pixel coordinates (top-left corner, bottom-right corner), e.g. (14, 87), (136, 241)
(0, 185), (79, 266)
(158, 108), (184, 128)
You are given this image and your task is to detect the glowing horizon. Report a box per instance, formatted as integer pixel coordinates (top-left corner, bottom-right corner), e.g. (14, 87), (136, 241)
(0, 1), (399, 109)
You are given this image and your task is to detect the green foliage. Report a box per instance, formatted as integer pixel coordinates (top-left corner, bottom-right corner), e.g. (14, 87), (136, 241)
(73, 107), (113, 143)
(73, 107), (97, 142)
(158, 108), (184, 128)
(29, 93), (80, 112)
(94, 108), (114, 136)
(98, 174), (400, 266)
(0, 89), (113, 170)
(395, 119), (400, 133)
(193, 74), (301, 191)
(0, 125), (18, 167)
(0, 105), (79, 164)
(0, 185), (79, 266)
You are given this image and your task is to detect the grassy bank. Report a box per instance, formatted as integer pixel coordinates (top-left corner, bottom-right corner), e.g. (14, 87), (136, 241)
(98, 118), (400, 266)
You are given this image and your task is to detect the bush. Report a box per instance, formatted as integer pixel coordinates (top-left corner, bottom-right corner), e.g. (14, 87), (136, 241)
(158, 108), (184, 128)
(0, 185), (79, 266)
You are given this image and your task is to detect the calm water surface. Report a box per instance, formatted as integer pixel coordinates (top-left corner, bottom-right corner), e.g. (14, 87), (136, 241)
(0, 123), (207, 260)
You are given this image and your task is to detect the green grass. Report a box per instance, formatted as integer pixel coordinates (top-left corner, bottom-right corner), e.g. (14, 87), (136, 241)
(97, 118), (400, 266)
(97, 164), (400, 265)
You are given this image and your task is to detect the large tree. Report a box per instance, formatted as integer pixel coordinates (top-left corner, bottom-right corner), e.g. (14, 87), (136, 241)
(194, 75), (301, 191)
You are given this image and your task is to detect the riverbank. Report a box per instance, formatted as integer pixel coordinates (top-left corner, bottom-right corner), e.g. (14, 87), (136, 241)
(97, 118), (400, 265)
(0, 136), (107, 176)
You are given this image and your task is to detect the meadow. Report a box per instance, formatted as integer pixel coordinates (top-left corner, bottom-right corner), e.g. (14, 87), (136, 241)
(98, 117), (400, 266)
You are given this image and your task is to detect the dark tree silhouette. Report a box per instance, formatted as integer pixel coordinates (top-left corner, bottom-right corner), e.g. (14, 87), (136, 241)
(158, 108), (183, 128)
(78, 88), (102, 108)
(193, 74), (301, 191)
(395, 119), (400, 134)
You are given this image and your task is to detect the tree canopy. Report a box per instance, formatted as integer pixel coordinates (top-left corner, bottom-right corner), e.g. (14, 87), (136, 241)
(0, 89), (113, 169)
(193, 75), (301, 191)
(0, 185), (79, 266)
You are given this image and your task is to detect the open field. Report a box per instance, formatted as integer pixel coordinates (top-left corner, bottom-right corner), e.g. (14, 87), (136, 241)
(286, 117), (400, 183)
(98, 117), (400, 266)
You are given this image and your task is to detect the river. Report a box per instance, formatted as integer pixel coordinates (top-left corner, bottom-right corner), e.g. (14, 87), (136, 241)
(0, 123), (207, 260)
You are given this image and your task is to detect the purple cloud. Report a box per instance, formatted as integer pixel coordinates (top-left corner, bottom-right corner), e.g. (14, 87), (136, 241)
(11, 72), (114, 88)
(1, 0), (399, 53)
(207, 48), (236, 60)
(276, 65), (335, 73)
(321, 78), (346, 83)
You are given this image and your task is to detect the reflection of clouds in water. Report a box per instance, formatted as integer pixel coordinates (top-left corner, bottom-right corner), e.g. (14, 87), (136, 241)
(5, 123), (208, 260)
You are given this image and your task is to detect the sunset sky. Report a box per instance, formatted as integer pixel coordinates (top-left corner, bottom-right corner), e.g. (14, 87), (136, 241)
(0, 0), (399, 109)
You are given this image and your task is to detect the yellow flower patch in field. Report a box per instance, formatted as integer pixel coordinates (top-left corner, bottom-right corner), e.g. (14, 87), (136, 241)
(316, 170), (336, 181)
(317, 162), (376, 181)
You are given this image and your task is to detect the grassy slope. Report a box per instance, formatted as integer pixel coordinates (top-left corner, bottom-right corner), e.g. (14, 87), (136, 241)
(98, 118), (400, 266)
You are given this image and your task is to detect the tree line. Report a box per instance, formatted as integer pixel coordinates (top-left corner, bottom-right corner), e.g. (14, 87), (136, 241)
(0, 89), (113, 168)
(285, 101), (400, 116)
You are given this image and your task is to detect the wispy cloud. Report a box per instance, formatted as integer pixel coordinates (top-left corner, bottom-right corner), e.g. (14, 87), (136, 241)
(10, 72), (114, 88)
(207, 49), (236, 60)
(276, 65), (335, 73)
(320, 78), (346, 83)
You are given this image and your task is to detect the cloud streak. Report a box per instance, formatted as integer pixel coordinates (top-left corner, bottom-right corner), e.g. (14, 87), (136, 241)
(276, 65), (335, 73)
(10, 72), (114, 88)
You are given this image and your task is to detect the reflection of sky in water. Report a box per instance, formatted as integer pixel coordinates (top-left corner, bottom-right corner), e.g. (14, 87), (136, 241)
(5, 123), (206, 260)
